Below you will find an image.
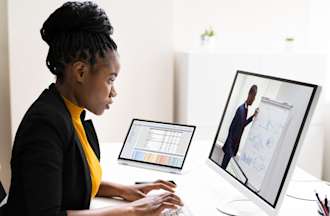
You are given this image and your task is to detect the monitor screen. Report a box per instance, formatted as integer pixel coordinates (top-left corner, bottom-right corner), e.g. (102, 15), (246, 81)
(119, 119), (196, 169)
(208, 71), (319, 214)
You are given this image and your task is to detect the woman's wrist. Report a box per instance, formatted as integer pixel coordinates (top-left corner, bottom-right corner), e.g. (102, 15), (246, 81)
(67, 204), (136, 216)
(114, 183), (129, 198)
(97, 181), (127, 198)
(126, 205), (136, 216)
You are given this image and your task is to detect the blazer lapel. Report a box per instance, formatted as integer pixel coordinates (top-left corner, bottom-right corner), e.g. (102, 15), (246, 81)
(83, 121), (100, 160)
(80, 111), (101, 160)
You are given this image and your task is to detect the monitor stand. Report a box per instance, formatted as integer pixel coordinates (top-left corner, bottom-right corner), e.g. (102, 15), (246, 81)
(216, 197), (267, 216)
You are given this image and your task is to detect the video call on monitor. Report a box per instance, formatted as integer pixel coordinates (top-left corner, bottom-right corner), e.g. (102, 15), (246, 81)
(209, 71), (318, 207)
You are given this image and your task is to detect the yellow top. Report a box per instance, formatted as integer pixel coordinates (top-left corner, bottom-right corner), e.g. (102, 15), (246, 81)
(62, 96), (102, 198)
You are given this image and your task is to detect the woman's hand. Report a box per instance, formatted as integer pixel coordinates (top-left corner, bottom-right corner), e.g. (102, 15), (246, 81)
(95, 181), (180, 216)
(67, 192), (182, 216)
(128, 192), (183, 216)
(121, 180), (177, 201)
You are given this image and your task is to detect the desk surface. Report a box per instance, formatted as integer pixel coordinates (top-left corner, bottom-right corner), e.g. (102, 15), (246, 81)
(92, 140), (325, 215)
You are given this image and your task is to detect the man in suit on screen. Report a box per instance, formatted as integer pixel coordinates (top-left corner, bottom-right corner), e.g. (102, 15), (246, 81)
(221, 85), (259, 169)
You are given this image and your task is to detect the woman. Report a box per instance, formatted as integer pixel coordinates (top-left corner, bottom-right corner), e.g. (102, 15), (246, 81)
(6, 1), (181, 216)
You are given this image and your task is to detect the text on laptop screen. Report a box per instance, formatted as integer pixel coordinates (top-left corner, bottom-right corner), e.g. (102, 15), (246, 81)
(119, 119), (195, 168)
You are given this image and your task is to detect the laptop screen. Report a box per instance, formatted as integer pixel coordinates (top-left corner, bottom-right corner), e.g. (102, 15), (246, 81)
(118, 119), (196, 169)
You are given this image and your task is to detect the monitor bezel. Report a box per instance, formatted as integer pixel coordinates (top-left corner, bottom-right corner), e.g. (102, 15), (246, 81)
(118, 118), (196, 170)
(207, 70), (320, 215)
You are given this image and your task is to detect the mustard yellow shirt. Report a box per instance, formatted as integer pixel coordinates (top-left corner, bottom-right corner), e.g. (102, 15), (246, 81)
(62, 96), (102, 198)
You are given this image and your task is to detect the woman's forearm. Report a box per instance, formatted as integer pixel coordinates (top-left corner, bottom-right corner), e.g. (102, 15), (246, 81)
(67, 182), (135, 216)
(67, 205), (135, 216)
(97, 181), (127, 198)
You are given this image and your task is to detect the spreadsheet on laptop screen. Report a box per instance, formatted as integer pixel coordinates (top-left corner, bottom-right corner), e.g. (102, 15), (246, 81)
(119, 119), (195, 169)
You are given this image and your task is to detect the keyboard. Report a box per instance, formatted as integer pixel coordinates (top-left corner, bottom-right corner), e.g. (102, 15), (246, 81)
(162, 206), (193, 216)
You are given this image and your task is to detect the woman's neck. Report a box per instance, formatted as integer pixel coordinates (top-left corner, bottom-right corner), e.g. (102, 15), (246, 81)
(55, 80), (81, 107)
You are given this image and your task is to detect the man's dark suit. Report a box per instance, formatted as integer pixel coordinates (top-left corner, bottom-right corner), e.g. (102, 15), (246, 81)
(5, 83), (100, 216)
(221, 103), (254, 169)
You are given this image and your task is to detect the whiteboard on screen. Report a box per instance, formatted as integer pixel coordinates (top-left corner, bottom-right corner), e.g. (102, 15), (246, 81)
(237, 97), (293, 192)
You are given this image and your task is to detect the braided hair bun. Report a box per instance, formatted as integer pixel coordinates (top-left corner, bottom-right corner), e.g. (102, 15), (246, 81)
(40, 1), (117, 79)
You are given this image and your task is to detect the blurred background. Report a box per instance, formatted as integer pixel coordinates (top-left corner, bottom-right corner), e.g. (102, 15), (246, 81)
(1, 0), (330, 191)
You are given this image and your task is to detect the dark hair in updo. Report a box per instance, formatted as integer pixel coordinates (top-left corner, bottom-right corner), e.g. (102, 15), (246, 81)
(40, 1), (117, 80)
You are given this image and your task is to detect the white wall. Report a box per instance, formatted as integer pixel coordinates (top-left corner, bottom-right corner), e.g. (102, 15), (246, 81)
(8, 0), (56, 143)
(307, 0), (330, 52)
(8, 0), (174, 143)
(0, 0), (11, 190)
(173, 0), (310, 52)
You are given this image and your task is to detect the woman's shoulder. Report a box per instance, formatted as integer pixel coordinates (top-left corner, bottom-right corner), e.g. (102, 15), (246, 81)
(15, 84), (74, 145)
(28, 85), (70, 124)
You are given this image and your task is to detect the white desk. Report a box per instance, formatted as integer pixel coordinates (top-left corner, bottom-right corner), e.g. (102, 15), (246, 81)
(92, 141), (325, 215)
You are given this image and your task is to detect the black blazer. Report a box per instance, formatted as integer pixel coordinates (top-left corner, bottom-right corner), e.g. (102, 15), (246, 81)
(5, 84), (101, 216)
(0, 180), (6, 216)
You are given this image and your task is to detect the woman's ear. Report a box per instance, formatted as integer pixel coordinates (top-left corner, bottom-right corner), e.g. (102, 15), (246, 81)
(72, 61), (89, 83)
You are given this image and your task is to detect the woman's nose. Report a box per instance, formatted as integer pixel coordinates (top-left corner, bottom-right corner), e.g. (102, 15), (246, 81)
(110, 86), (117, 97)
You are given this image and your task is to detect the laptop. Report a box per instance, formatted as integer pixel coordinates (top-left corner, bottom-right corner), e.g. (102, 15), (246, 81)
(118, 119), (196, 174)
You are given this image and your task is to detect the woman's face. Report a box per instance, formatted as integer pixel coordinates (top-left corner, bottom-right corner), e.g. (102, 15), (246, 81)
(79, 50), (120, 115)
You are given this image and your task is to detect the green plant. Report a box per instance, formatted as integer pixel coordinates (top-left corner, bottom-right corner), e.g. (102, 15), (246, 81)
(201, 27), (215, 40)
(285, 37), (294, 42)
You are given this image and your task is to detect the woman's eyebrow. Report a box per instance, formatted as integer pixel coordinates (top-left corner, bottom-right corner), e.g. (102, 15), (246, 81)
(110, 72), (118, 77)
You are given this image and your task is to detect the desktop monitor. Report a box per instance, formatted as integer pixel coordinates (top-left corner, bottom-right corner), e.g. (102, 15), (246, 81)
(207, 70), (320, 216)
